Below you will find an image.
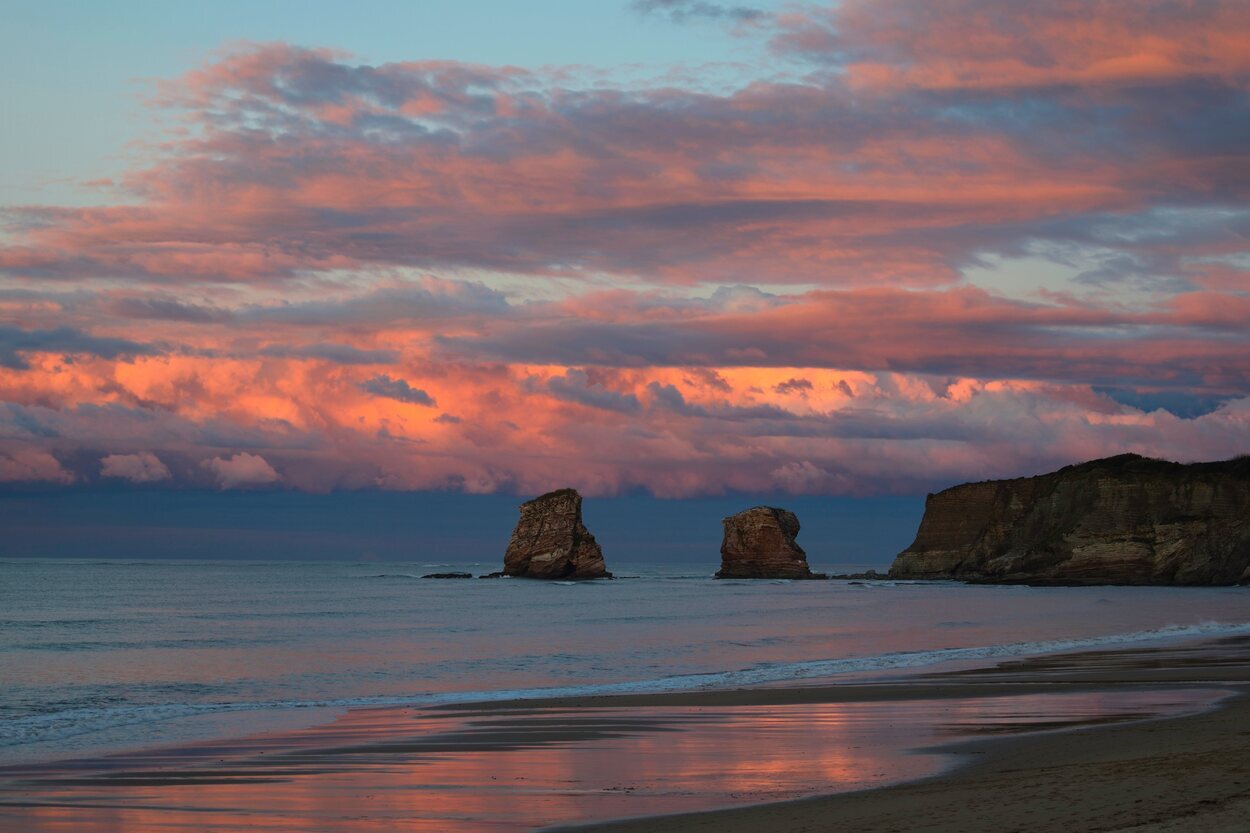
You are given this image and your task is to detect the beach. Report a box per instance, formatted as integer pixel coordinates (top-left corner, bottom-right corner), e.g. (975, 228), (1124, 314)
(570, 697), (1250, 833)
(560, 636), (1250, 833)
(3, 633), (1249, 832)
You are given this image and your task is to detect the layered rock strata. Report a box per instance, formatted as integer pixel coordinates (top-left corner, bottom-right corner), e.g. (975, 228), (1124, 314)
(502, 488), (611, 579)
(717, 506), (824, 579)
(889, 454), (1250, 585)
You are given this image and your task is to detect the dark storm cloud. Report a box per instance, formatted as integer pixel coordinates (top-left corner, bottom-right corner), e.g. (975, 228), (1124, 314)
(359, 374), (438, 406)
(0, 326), (156, 369)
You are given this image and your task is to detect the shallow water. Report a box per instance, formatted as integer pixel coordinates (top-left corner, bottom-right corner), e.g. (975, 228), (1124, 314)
(3, 559), (1250, 764)
(0, 689), (1227, 833)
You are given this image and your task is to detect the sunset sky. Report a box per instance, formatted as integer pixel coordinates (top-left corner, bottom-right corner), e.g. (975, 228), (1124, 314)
(2, 1), (1248, 556)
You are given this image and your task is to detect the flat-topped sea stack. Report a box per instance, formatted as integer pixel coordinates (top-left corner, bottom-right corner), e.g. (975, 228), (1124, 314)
(502, 488), (611, 579)
(889, 454), (1250, 586)
(717, 506), (825, 579)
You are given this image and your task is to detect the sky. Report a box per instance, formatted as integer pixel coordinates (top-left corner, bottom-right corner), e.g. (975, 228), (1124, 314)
(2, 1), (1249, 559)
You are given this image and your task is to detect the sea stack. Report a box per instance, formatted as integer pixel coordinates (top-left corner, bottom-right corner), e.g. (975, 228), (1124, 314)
(502, 488), (611, 579)
(889, 454), (1250, 586)
(717, 506), (824, 579)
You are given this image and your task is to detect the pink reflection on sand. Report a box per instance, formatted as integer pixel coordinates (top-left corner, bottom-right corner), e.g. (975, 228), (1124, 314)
(0, 688), (1224, 833)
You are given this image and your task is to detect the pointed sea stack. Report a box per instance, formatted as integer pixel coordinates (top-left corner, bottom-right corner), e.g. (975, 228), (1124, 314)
(889, 454), (1250, 585)
(717, 506), (824, 579)
(502, 488), (611, 579)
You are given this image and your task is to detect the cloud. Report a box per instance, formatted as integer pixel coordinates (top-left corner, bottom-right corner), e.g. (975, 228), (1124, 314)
(774, 377), (813, 395)
(107, 297), (231, 323)
(439, 284), (1250, 392)
(0, 351), (1248, 497)
(0, 268), (1246, 497)
(544, 369), (642, 413)
(0, 326), (154, 369)
(100, 451), (172, 483)
(359, 374), (437, 406)
(2, 13), (1245, 291)
(707, 285), (781, 313)
(201, 452), (281, 489)
(1, 6), (1249, 498)
(0, 450), (73, 483)
(242, 278), (509, 327)
(771, 460), (844, 494)
(261, 343), (399, 365)
(630, 0), (766, 24)
(770, 0), (1250, 89)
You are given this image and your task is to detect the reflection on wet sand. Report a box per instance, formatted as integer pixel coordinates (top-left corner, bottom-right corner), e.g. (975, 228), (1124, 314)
(0, 687), (1224, 833)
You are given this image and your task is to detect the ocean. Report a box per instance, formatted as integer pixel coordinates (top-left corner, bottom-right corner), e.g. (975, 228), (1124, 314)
(5, 558), (1250, 768)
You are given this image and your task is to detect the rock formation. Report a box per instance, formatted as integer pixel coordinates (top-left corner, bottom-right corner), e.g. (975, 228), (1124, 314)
(828, 569), (884, 580)
(502, 488), (611, 579)
(717, 506), (825, 579)
(889, 454), (1250, 585)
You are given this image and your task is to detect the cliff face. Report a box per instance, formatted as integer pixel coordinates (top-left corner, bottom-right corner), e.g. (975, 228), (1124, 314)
(503, 488), (611, 579)
(717, 506), (822, 579)
(889, 455), (1250, 585)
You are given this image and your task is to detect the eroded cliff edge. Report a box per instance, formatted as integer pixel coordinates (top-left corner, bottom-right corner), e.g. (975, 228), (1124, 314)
(503, 488), (611, 579)
(889, 454), (1250, 585)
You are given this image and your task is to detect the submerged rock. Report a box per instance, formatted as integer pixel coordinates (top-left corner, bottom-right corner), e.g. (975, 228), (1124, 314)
(421, 572), (473, 579)
(503, 488), (611, 579)
(716, 506), (825, 579)
(889, 454), (1250, 586)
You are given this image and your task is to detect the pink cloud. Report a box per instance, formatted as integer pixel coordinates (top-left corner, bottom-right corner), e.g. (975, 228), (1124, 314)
(201, 452), (281, 489)
(0, 342), (1244, 497)
(0, 6), (1248, 498)
(100, 452), (172, 483)
(0, 450), (73, 484)
(3, 13), (1246, 289)
(773, 1), (1250, 90)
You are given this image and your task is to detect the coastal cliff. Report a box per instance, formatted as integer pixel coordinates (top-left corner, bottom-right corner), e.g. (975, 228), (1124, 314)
(503, 488), (611, 579)
(889, 454), (1250, 585)
(717, 506), (824, 579)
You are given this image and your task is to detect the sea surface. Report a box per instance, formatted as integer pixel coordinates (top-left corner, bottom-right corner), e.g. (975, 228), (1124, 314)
(4, 558), (1250, 766)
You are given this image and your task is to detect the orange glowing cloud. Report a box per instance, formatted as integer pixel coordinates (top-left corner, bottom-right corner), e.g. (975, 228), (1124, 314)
(0, 3), (1248, 496)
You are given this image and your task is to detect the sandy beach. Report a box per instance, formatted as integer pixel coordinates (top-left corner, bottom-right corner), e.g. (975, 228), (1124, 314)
(561, 696), (1250, 833)
(3, 635), (1249, 832)
(549, 637), (1250, 833)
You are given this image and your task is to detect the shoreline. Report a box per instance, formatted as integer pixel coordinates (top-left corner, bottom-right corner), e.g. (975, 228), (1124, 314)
(536, 637), (1250, 832)
(13, 617), (1250, 769)
(551, 697), (1250, 833)
(3, 635), (1250, 831)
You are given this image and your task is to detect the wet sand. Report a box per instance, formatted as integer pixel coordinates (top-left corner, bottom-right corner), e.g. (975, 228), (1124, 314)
(554, 637), (1250, 833)
(2, 637), (1248, 832)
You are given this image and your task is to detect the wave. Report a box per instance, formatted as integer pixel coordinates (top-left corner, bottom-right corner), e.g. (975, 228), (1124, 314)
(5, 619), (1249, 753)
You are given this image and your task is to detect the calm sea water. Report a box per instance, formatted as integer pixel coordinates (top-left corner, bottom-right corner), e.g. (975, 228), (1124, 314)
(4, 559), (1250, 765)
